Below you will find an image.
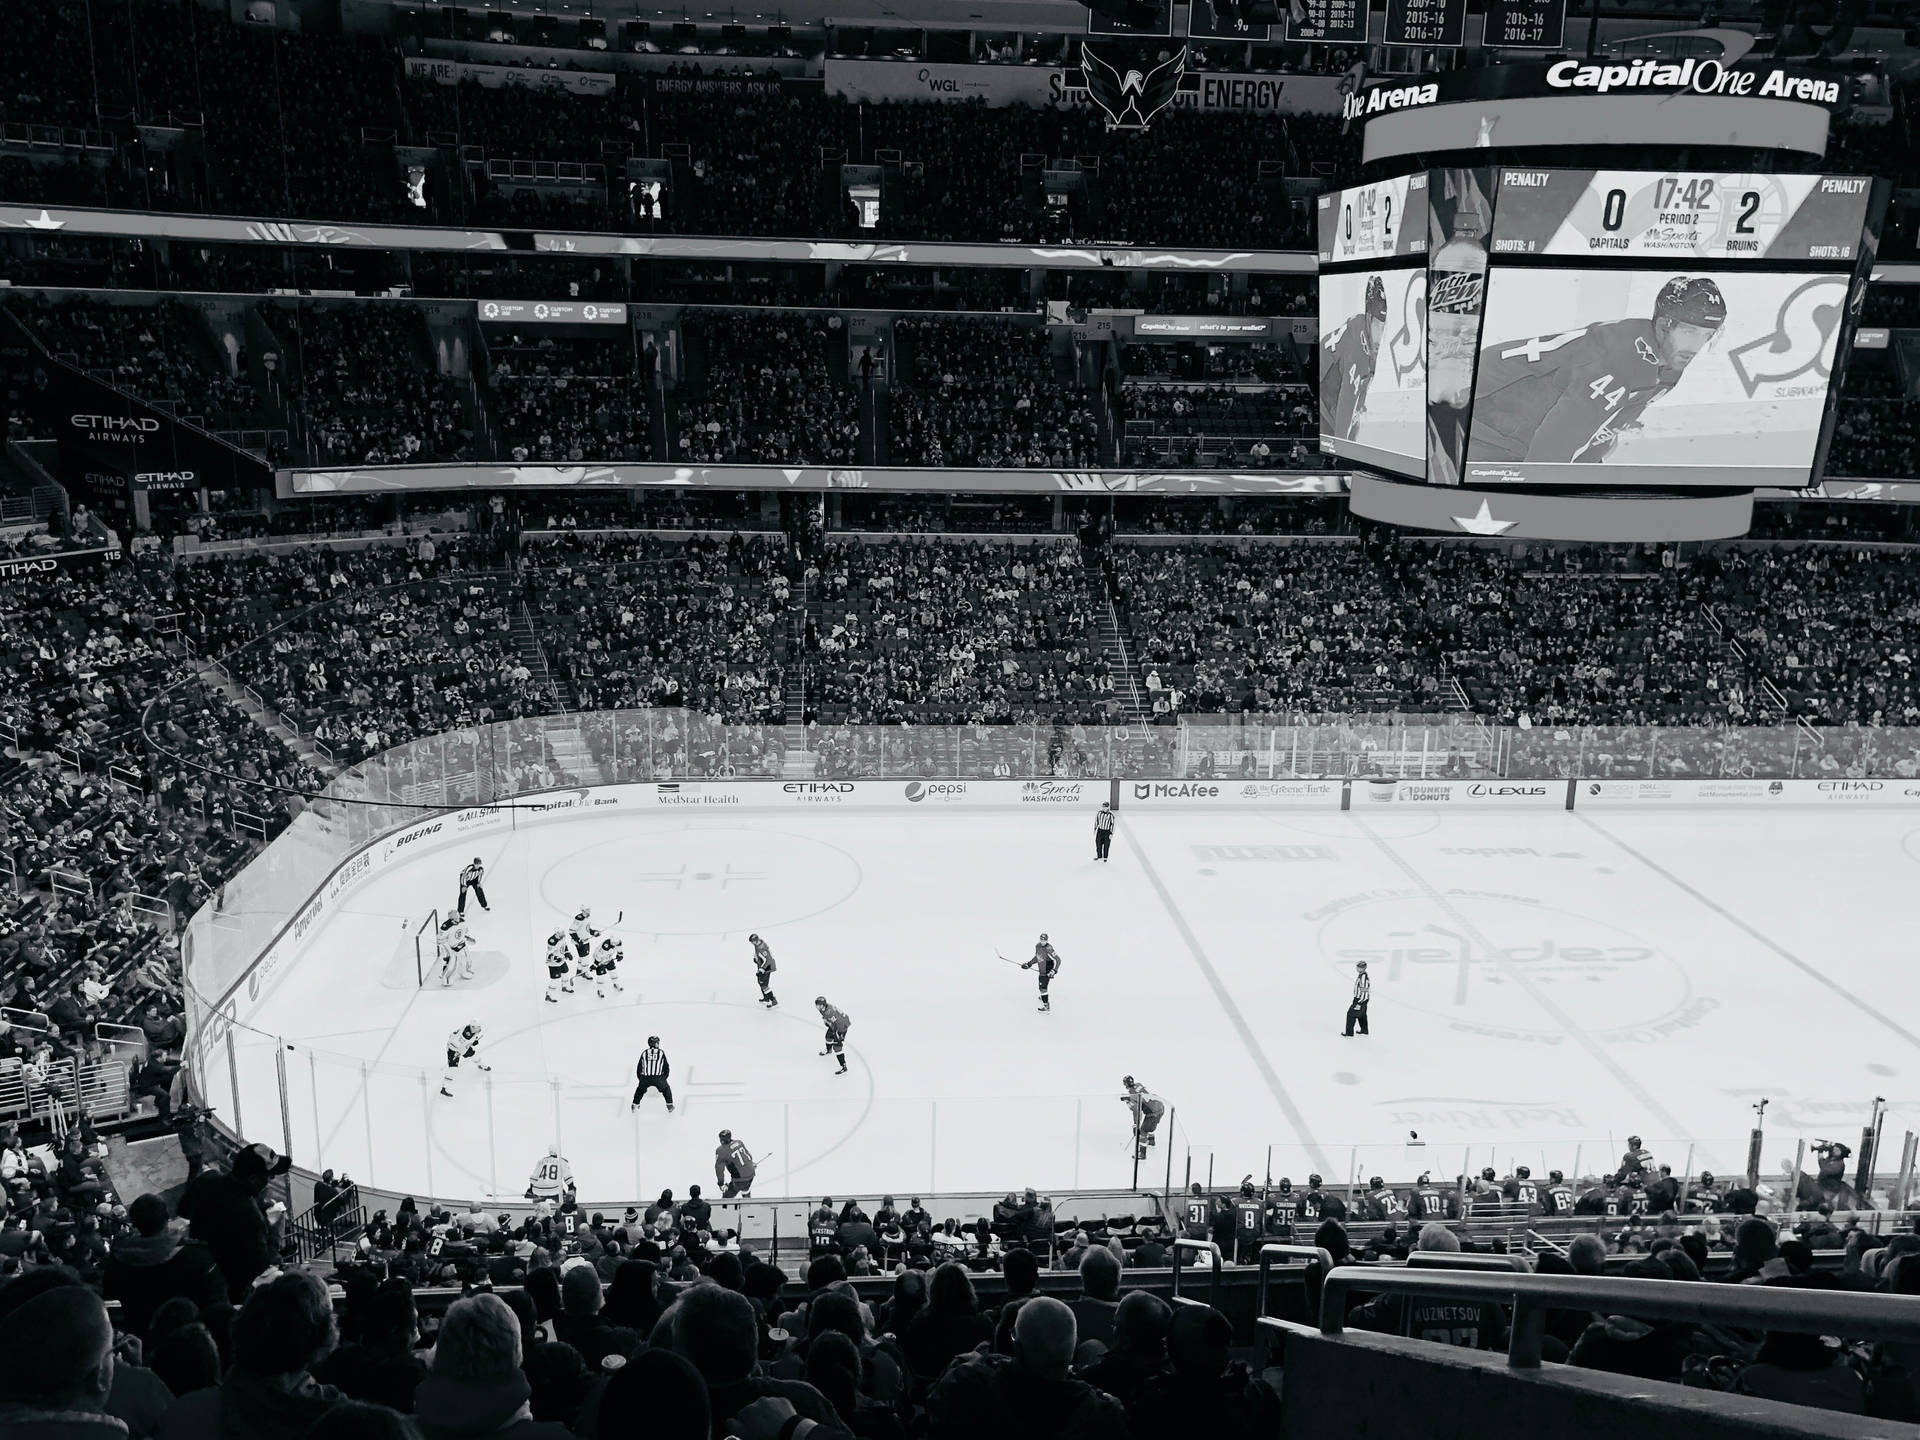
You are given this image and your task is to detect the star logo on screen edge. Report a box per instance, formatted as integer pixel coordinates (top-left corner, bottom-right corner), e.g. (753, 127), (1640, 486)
(1454, 499), (1516, 536)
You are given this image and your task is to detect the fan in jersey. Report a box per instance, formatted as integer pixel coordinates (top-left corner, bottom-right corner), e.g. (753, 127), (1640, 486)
(1467, 276), (1726, 465)
(440, 1022), (488, 1097)
(544, 930), (574, 1003)
(1319, 274), (1388, 441)
(436, 913), (473, 987)
(591, 935), (625, 999)
(525, 1144), (574, 1203)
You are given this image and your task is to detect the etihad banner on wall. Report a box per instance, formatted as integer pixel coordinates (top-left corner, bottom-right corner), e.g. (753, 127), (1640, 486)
(0, 543), (123, 584)
(286, 462), (1351, 497)
(822, 58), (1345, 116)
(403, 56), (616, 96)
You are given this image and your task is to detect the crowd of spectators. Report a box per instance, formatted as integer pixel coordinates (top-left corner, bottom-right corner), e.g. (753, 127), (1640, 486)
(13, 297), (259, 423)
(526, 533), (791, 726)
(486, 334), (655, 465)
(675, 314), (859, 464)
(889, 319), (1101, 468)
(283, 306), (473, 467)
(803, 539), (1115, 724)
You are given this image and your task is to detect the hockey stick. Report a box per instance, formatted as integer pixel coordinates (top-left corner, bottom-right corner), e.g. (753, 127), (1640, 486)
(992, 948), (1024, 968)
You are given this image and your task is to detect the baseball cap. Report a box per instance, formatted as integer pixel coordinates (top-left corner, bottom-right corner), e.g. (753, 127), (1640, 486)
(231, 1143), (292, 1180)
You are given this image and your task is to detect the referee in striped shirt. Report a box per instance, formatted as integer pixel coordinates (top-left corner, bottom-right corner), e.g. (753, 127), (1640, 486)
(1343, 961), (1371, 1037)
(631, 1036), (674, 1112)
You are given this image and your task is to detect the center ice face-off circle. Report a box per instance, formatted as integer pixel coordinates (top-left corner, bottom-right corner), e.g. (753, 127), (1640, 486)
(537, 824), (863, 936)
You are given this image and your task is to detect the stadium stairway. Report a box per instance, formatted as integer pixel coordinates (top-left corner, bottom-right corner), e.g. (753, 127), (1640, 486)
(1085, 556), (1149, 722)
(187, 656), (336, 777)
(511, 598), (572, 713)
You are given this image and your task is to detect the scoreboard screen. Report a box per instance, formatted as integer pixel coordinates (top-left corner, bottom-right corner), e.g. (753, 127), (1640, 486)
(1489, 169), (1874, 263)
(1481, 0), (1566, 47)
(1318, 266), (1429, 477)
(1317, 174), (1429, 266)
(1459, 267), (1849, 488)
(1386, 0), (1466, 47)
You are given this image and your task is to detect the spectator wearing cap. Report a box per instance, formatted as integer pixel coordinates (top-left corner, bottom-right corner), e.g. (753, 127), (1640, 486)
(0, 1266), (125, 1440)
(415, 1293), (576, 1440)
(176, 1142), (289, 1302)
(926, 1294), (1124, 1440)
(157, 1269), (344, 1440)
(102, 1193), (227, 1342)
(1125, 1304), (1278, 1440)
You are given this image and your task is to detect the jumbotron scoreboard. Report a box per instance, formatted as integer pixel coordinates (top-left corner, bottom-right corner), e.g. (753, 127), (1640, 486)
(1488, 169), (1874, 263)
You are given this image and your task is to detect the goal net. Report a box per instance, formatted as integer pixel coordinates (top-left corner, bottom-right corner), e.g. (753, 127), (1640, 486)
(412, 907), (441, 988)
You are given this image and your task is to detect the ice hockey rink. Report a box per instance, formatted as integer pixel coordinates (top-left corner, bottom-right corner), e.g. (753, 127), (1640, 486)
(229, 802), (1920, 1205)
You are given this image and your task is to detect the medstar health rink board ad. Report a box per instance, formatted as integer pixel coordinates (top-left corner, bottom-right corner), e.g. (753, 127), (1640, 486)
(1317, 177), (1430, 478)
(1453, 168), (1880, 489)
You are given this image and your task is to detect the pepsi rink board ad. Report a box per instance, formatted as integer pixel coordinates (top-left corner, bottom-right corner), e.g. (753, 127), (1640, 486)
(1317, 176), (1429, 479)
(1452, 167), (1882, 490)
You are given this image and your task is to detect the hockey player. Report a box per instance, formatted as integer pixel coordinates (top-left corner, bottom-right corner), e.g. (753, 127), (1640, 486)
(440, 1022), (488, 1097)
(457, 856), (490, 915)
(1408, 1172), (1451, 1222)
(715, 1129), (756, 1198)
(1233, 1178), (1266, 1264)
(1265, 1178), (1299, 1238)
(1121, 1076), (1164, 1160)
(544, 930), (574, 1003)
(631, 1036), (673, 1113)
(437, 912), (473, 987)
(1363, 1177), (1404, 1222)
(1320, 274), (1387, 441)
(525, 1144), (574, 1202)
(1502, 1164), (1542, 1215)
(749, 934), (778, 1007)
(1468, 276), (1726, 466)
(815, 997), (850, 1073)
(1299, 1174), (1346, 1223)
(591, 935), (625, 999)
(569, 907), (599, 965)
(1021, 934), (1062, 1013)
(1542, 1169), (1578, 1216)
(1685, 1171), (1724, 1214)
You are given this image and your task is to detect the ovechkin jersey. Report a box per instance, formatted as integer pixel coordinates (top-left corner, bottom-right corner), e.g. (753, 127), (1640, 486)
(1319, 314), (1379, 441)
(1467, 319), (1678, 464)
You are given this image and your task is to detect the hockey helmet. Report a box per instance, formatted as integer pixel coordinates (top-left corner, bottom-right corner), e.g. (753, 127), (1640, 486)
(1700, 1171), (1715, 1185)
(718, 1129), (732, 1142)
(815, 996), (828, 1007)
(1277, 1177), (1293, 1193)
(1370, 1176), (1385, 1189)
(1515, 1165), (1531, 1179)
(472, 856), (482, 865)
(1365, 274), (1388, 320)
(1240, 1176), (1256, 1197)
(749, 933), (760, 942)
(601, 935), (618, 949)
(1356, 959), (1368, 969)
(1417, 1172), (1431, 1185)
(1122, 1075), (1136, 1087)
(548, 932), (563, 947)
(1190, 1182), (1205, 1196)
(441, 915), (456, 930)
(1481, 1167), (1497, 1181)
(1039, 933), (1049, 941)
(1628, 1135), (1643, 1147)
(1308, 1174), (1322, 1187)
(1548, 1169), (1564, 1184)
(576, 906), (591, 919)
(1653, 277), (1726, 331)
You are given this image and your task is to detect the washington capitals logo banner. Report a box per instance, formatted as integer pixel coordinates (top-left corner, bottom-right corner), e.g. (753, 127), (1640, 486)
(1080, 45), (1186, 130)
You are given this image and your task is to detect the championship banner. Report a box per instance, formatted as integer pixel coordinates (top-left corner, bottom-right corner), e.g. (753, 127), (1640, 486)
(1489, 170), (1874, 263)
(404, 56), (616, 96)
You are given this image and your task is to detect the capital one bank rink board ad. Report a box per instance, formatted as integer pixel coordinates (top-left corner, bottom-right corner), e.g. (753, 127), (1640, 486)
(1317, 176), (1429, 477)
(1456, 168), (1879, 488)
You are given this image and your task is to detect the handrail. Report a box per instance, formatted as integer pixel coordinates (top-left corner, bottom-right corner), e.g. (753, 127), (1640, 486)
(1317, 1267), (1920, 1370)
(1169, 1236), (1223, 1310)
(1255, 1241), (1334, 1325)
